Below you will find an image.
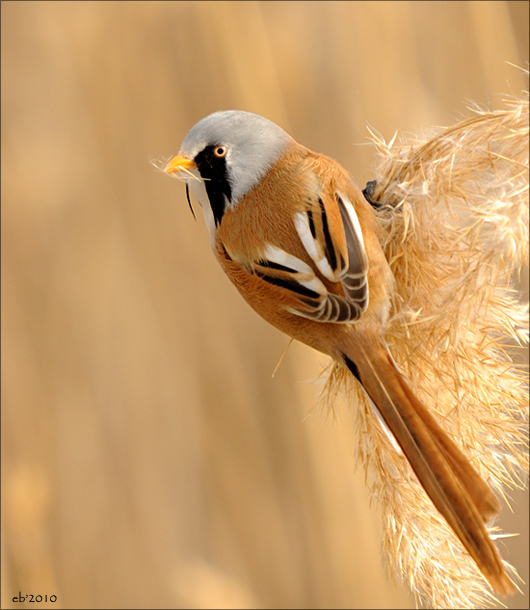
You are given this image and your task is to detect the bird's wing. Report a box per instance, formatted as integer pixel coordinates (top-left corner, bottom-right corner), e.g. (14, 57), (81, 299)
(240, 190), (369, 324)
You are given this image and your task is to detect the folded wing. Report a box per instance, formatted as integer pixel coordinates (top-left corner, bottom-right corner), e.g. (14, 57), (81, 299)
(250, 191), (369, 324)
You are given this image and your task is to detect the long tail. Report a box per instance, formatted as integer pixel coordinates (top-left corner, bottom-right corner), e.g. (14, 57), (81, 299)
(342, 334), (514, 596)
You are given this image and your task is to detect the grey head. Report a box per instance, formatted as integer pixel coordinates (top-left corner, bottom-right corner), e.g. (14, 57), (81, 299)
(179, 110), (293, 226)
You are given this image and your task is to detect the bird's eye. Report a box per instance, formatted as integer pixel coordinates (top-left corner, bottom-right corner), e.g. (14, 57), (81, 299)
(214, 146), (228, 158)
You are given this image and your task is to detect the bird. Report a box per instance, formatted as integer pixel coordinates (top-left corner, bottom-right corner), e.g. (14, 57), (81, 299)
(163, 110), (514, 596)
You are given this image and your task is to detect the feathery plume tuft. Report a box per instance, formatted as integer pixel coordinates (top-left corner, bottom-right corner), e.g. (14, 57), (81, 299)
(322, 92), (529, 608)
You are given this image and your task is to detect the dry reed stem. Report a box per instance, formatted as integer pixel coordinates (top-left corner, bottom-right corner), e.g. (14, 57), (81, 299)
(321, 93), (529, 609)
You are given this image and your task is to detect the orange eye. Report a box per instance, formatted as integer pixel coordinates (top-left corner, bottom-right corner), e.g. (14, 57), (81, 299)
(214, 146), (228, 158)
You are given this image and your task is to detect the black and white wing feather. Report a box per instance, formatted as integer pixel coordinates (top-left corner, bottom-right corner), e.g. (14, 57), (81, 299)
(251, 191), (369, 324)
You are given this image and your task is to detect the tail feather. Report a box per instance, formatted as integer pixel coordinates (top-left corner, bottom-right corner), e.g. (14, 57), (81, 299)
(343, 337), (515, 596)
(392, 355), (500, 522)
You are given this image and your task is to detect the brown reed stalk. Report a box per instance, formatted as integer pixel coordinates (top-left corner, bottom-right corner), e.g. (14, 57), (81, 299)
(321, 92), (529, 608)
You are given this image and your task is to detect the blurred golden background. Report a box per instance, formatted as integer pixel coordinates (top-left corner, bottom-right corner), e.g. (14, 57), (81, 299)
(2, 2), (528, 608)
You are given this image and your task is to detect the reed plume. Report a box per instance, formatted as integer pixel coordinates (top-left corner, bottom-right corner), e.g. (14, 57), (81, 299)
(321, 92), (529, 608)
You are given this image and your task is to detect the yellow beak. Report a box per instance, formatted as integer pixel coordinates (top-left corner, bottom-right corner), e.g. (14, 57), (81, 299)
(164, 154), (196, 174)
